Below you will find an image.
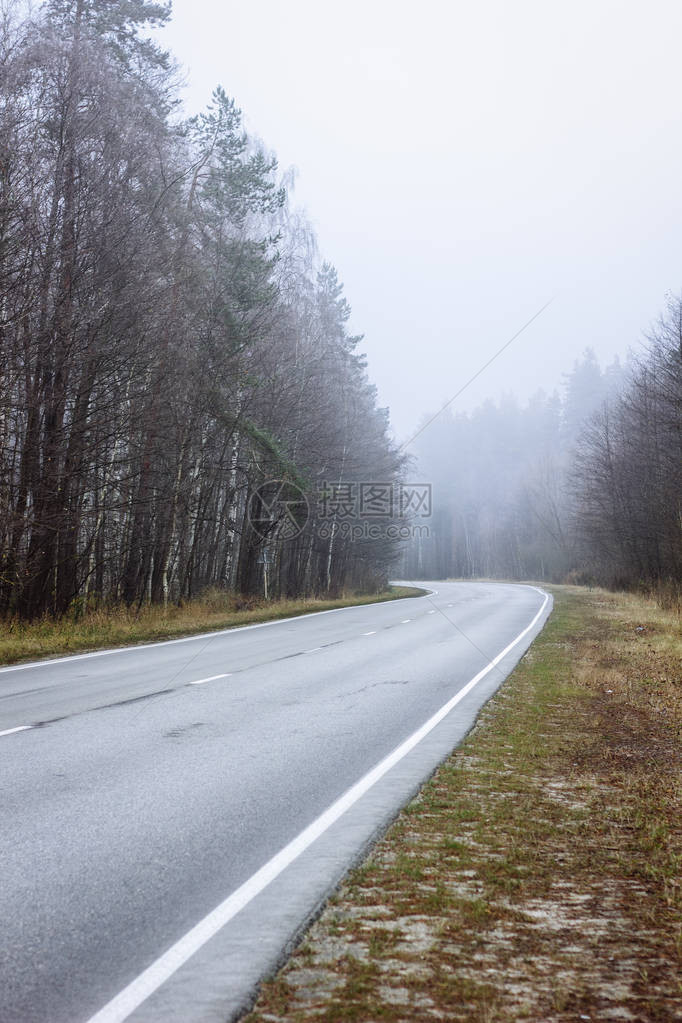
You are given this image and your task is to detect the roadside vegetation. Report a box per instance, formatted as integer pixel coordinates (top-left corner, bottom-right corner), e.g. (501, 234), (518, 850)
(243, 585), (681, 1022)
(0, 586), (425, 667)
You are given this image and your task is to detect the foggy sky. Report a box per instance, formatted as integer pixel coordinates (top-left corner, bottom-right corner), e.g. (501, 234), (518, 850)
(159, 0), (682, 441)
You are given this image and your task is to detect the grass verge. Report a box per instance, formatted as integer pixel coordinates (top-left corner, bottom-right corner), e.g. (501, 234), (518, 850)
(0, 586), (425, 667)
(243, 585), (681, 1022)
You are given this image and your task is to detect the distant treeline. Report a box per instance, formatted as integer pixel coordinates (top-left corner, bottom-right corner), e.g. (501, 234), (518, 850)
(573, 298), (682, 597)
(0, 0), (404, 618)
(404, 297), (682, 603)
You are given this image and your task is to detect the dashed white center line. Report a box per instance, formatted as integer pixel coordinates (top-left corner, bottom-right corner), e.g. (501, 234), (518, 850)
(428, 610), (436, 615)
(401, 619), (412, 624)
(188, 674), (231, 686)
(85, 589), (550, 1023)
(0, 725), (32, 738)
(363, 631), (376, 636)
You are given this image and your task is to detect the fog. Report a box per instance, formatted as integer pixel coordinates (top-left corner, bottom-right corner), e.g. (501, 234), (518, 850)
(2, 4), (680, 1016)
(2, 0), (681, 617)
(161, 0), (682, 439)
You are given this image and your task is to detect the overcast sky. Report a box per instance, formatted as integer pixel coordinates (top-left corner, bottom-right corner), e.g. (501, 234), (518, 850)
(159, 0), (682, 441)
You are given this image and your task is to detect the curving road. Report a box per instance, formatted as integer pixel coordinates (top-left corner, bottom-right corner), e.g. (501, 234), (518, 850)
(0, 581), (551, 1023)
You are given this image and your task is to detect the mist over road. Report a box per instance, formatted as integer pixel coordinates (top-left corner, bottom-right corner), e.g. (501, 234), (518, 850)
(0, 582), (551, 1023)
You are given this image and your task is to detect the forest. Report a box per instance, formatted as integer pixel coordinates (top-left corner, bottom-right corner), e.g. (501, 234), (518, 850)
(1, 1), (680, 622)
(404, 298), (682, 605)
(0, 0), (405, 619)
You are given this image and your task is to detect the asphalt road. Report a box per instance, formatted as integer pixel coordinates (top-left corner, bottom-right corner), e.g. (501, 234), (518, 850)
(0, 581), (551, 1023)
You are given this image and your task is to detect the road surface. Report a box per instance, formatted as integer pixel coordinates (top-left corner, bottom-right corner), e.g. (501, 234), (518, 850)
(0, 581), (551, 1023)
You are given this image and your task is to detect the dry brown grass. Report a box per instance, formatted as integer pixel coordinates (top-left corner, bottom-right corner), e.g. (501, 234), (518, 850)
(0, 586), (424, 667)
(243, 585), (682, 1023)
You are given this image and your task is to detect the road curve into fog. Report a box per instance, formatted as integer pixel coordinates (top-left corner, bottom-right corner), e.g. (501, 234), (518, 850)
(0, 581), (551, 1023)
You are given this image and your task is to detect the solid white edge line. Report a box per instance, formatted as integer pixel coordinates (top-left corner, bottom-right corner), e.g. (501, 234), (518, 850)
(85, 588), (550, 1023)
(188, 674), (231, 686)
(0, 725), (32, 738)
(0, 586), (437, 676)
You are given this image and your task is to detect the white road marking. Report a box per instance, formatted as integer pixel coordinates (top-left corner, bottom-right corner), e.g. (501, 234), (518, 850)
(0, 587), (437, 676)
(428, 610), (436, 615)
(0, 725), (32, 738)
(85, 589), (550, 1023)
(304, 647), (322, 653)
(363, 631), (376, 636)
(401, 619), (412, 624)
(188, 674), (231, 686)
